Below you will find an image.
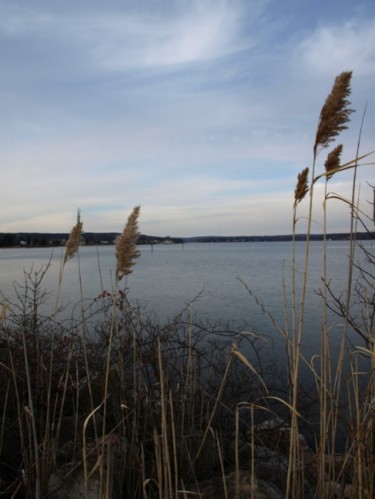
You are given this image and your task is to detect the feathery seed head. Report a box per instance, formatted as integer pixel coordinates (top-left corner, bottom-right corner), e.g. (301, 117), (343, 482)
(63, 209), (83, 265)
(294, 167), (309, 206)
(324, 144), (343, 181)
(314, 71), (354, 156)
(116, 206), (141, 283)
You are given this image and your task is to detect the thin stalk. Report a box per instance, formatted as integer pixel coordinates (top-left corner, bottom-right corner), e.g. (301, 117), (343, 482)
(318, 181), (334, 488)
(21, 328), (41, 498)
(96, 245), (104, 292)
(352, 356), (364, 498)
(61, 249), (100, 467)
(332, 107), (366, 400)
(192, 352), (233, 465)
(215, 431), (228, 499)
(287, 154), (317, 498)
(157, 338), (173, 498)
(169, 392), (179, 497)
(83, 401), (106, 499)
(4, 326), (27, 488)
(290, 203), (299, 401)
(235, 405), (240, 499)
(0, 380), (10, 452)
(100, 299), (117, 495)
(329, 107), (367, 495)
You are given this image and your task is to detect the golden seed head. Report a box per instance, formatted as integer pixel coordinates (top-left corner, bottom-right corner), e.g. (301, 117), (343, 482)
(63, 210), (83, 265)
(324, 144), (343, 180)
(116, 206), (141, 283)
(294, 167), (309, 206)
(314, 71), (354, 156)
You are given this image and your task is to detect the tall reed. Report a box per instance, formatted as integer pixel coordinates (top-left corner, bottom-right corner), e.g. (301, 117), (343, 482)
(288, 71), (374, 497)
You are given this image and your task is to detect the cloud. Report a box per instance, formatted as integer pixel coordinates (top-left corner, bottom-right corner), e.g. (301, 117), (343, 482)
(0, 1), (250, 71)
(93, 7), (241, 69)
(0, 1), (374, 236)
(295, 20), (375, 78)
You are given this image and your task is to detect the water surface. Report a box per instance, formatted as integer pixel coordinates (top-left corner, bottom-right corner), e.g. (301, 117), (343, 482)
(0, 241), (372, 361)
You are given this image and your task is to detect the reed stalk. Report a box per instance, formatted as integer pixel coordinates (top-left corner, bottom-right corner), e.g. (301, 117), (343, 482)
(287, 71), (354, 498)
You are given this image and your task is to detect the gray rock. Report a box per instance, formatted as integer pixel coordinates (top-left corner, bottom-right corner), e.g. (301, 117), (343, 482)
(48, 471), (101, 499)
(189, 470), (283, 499)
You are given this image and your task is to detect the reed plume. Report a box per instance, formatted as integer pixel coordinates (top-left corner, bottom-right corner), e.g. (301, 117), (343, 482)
(294, 167), (309, 206)
(116, 206), (141, 283)
(63, 209), (83, 265)
(314, 71), (353, 156)
(324, 144), (343, 180)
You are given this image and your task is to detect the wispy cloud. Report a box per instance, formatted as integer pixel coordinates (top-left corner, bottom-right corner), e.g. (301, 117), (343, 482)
(0, 0), (374, 235)
(90, 4), (245, 69)
(296, 20), (375, 78)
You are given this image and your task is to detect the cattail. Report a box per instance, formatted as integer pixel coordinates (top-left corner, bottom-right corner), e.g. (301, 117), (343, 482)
(63, 209), (83, 265)
(116, 206), (141, 283)
(294, 167), (309, 206)
(324, 144), (343, 180)
(314, 71), (354, 156)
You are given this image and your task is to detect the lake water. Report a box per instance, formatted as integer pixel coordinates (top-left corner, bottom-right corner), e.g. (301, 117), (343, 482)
(1, 240), (372, 361)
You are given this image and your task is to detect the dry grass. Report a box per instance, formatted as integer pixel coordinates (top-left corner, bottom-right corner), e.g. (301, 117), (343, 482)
(116, 206), (141, 283)
(1, 206), (268, 498)
(324, 144), (343, 180)
(287, 70), (374, 498)
(63, 209), (83, 266)
(294, 167), (309, 206)
(314, 71), (354, 155)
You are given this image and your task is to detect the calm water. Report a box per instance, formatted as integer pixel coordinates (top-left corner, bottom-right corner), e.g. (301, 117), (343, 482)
(0, 241), (373, 358)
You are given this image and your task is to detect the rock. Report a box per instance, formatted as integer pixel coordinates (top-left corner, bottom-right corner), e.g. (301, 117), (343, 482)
(49, 433), (125, 498)
(255, 453), (288, 484)
(189, 470), (283, 498)
(48, 470), (101, 499)
(254, 416), (286, 431)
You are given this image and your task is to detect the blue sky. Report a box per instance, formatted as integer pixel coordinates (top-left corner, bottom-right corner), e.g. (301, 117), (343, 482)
(0, 0), (374, 236)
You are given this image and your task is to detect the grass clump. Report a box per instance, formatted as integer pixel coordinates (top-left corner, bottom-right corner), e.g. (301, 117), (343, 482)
(0, 207), (270, 498)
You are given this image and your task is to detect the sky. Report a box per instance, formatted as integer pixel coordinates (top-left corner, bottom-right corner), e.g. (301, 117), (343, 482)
(0, 0), (374, 237)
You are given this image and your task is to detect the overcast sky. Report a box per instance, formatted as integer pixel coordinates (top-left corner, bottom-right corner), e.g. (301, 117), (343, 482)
(0, 0), (374, 237)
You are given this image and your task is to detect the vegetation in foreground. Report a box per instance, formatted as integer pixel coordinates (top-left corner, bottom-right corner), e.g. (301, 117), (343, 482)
(0, 72), (375, 498)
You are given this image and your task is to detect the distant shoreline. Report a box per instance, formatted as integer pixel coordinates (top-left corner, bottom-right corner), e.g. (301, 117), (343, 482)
(0, 231), (373, 248)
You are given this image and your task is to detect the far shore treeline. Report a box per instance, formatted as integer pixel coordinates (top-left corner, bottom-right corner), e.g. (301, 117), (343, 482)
(0, 231), (373, 248)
